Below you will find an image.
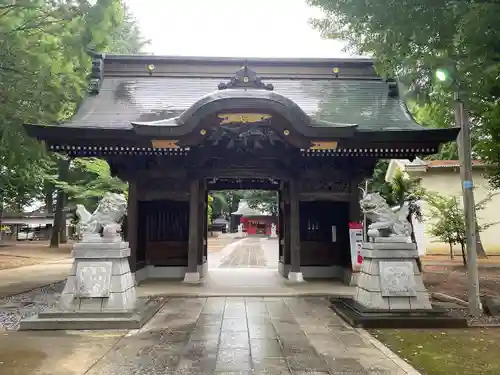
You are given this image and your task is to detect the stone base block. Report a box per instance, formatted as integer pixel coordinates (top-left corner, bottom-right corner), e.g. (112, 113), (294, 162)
(59, 241), (138, 312)
(183, 272), (201, 283)
(20, 297), (165, 331)
(287, 271), (304, 283)
(353, 241), (432, 311)
(330, 298), (468, 329)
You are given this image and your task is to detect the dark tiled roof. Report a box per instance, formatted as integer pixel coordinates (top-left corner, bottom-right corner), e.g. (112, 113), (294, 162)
(426, 160), (485, 168)
(64, 77), (422, 132)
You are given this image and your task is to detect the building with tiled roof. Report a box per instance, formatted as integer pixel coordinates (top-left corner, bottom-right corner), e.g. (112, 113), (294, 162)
(386, 159), (500, 255)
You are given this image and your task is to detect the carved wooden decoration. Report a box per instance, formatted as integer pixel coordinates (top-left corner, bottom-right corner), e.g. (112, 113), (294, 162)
(218, 113), (272, 125)
(151, 139), (179, 149)
(309, 141), (338, 150)
(207, 124), (288, 151)
(218, 62), (274, 91)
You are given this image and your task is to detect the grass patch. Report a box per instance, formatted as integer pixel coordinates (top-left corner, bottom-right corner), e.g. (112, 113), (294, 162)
(370, 328), (500, 375)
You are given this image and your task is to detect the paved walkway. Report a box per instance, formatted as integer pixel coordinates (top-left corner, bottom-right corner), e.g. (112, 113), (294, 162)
(141, 237), (353, 297)
(211, 237), (278, 269)
(0, 297), (419, 374)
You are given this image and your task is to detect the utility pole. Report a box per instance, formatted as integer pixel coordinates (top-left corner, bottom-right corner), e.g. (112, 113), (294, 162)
(455, 92), (482, 316)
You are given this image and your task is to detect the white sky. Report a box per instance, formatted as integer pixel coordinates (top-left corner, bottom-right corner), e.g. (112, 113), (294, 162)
(125, 0), (357, 58)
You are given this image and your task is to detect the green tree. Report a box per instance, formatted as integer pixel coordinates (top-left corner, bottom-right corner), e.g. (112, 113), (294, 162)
(0, 0), (146, 246)
(244, 190), (278, 216)
(209, 192), (229, 219)
(426, 194), (467, 264)
(366, 162), (424, 265)
(107, 3), (150, 54)
(307, 0), (500, 186)
(367, 160), (397, 206)
(207, 195), (214, 225)
(224, 191), (244, 214)
(426, 191), (499, 264)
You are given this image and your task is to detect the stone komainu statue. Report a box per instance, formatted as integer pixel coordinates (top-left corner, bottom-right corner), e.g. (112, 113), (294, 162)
(75, 192), (127, 240)
(359, 193), (412, 240)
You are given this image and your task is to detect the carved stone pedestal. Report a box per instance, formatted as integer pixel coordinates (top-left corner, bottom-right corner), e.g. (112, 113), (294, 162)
(20, 236), (162, 330)
(355, 240), (431, 310)
(331, 239), (468, 328)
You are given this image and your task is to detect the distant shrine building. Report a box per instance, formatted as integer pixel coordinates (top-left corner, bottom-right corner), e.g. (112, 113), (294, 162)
(231, 200), (277, 236)
(24, 54), (457, 284)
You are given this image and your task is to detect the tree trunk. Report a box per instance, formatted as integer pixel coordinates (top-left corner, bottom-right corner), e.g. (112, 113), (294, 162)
(59, 191), (67, 244)
(460, 242), (467, 266)
(50, 190), (64, 248)
(50, 159), (70, 248)
(44, 184), (54, 214)
(475, 220), (487, 258)
(449, 243), (454, 260)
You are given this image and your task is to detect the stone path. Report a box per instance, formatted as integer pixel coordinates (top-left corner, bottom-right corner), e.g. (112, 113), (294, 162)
(215, 237), (279, 269)
(219, 238), (268, 268)
(82, 297), (414, 375)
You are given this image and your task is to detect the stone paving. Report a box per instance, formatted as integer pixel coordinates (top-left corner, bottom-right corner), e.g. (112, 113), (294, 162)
(0, 236), (418, 374)
(218, 238), (270, 268)
(83, 297), (412, 374)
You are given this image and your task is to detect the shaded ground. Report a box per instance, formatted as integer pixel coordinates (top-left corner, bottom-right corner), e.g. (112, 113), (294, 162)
(0, 330), (126, 375)
(371, 328), (500, 375)
(423, 265), (500, 301)
(0, 242), (72, 271)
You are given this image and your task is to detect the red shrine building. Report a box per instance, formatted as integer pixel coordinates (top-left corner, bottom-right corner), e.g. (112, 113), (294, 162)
(231, 200), (278, 236)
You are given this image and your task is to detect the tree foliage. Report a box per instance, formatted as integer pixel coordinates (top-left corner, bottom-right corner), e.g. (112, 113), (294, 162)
(243, 190), (278, 216)
(207, 195), (214, 225)
(425, 190), (500, 264)
(308, 0), (500, 186)
(426, 194), (467, 264)
(209, 192), (229, 219)
(367, 163), (425, 244)
(0, 0), (147, 245)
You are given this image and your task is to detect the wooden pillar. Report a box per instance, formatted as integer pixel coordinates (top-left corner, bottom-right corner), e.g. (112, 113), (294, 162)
(197, 180), (205, 266)
(127, 181), (138, 273)
(289, 178), (303, 281)
(349, 174), (364, 222)
(185, 179), (200, 282)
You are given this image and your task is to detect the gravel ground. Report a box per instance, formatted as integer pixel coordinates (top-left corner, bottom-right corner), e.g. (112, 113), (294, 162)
(445, 307), (500, 326)
(0, 282), (167, 331)
(0, 281), (64, 331)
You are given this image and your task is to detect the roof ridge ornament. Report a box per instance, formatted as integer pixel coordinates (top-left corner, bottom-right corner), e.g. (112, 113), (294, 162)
(386, 79), (399, 97)
(218, 61), (274, 91)
(89, 54), (104, 95)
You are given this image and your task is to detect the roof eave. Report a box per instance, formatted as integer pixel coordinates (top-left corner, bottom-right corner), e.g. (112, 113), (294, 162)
(23, 123), (146, 145)
(354, 127), (459, 143)
(102, 54), (375, 67)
